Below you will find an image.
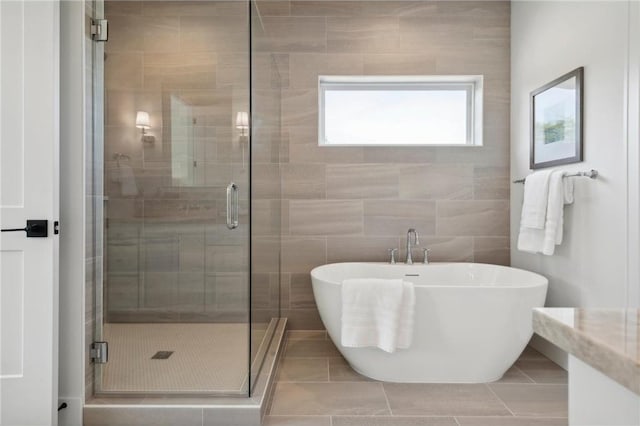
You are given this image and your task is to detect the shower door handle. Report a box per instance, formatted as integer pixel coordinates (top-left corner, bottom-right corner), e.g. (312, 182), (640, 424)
(226, 182), (239, 230)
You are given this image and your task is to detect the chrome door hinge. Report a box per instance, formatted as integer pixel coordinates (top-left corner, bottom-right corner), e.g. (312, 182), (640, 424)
(90, 341), (108, 364)
(54, 221), (59, 235)
(91, 19), (108, 42)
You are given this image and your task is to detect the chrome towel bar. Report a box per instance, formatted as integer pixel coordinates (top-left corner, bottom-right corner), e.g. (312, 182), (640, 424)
(513, 169), (598, 184)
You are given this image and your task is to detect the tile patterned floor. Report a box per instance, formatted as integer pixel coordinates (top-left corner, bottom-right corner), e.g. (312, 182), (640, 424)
(101, 323), (266, 393)
(265, 331), (568, 426)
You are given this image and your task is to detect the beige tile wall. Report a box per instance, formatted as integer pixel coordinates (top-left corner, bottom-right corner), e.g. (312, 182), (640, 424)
(254, 0), (511, 329)
(101, 0), (510, 331)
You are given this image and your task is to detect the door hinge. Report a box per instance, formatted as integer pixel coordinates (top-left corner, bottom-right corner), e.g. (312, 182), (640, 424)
(54, 220), (59, 235)
(91, 19), (108, 42)
(90, 341), (108, 364)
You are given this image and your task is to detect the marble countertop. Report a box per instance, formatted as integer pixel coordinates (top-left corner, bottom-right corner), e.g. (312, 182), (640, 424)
(533, 308), (640, 395)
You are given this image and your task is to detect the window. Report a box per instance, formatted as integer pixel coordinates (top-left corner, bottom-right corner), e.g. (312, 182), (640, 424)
(318, 75), (483, 146)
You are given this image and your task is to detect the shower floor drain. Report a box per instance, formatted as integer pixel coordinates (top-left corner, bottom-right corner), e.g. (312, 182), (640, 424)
(151, 351), (174, 360)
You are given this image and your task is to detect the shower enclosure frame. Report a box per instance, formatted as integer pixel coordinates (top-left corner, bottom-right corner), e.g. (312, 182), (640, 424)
(86, 0), (282, 399)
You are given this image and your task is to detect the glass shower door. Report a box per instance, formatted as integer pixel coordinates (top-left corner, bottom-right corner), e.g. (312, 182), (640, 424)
(92, 0), (252, 396)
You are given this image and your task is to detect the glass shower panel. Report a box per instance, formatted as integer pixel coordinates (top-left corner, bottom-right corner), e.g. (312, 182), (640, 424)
(88, 0), (106, 400)
(95, 0), (251, 395)
(249, 0), (284, 391)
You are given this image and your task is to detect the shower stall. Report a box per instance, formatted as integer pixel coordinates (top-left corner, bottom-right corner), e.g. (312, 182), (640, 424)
(86, 0), (283, 397)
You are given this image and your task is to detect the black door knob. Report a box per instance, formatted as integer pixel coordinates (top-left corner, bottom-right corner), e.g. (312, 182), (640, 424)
(1, 220), (48, 237)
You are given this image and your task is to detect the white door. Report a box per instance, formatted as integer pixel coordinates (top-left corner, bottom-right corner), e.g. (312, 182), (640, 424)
(0, 1), (60, 425)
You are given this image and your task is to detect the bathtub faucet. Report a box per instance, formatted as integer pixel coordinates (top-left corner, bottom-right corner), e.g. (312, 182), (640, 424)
(405, 228), (420, 264)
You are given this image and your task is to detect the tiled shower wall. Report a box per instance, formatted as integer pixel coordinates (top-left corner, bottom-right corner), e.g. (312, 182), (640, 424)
(102, 1), (275, 322)
(255, 0), (511, 329)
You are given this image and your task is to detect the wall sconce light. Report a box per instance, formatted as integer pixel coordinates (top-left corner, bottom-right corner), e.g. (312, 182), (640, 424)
(136, 111), (150, 133)
(235, 111), (249, 136)
(136, 110), (155, 144)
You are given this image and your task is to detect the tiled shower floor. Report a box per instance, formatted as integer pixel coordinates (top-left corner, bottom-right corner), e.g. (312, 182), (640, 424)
(101, 323), (265, 393)
(265, 331), (568, 426)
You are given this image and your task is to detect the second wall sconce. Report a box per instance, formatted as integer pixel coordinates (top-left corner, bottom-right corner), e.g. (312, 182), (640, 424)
(236, 111), (249, 136)
(136, 110), (155, 144)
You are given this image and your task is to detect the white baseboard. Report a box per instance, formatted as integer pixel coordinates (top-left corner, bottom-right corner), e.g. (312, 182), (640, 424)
(57, 397), (83, 426)
(530, 334), (568, 370)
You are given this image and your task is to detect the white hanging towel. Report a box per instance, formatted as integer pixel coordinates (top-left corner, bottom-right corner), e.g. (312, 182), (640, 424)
(341, 278), (415, 353)
(520, 169), (553, 229)
(541, 170), (574, 254)
(518, 170), (574, 255)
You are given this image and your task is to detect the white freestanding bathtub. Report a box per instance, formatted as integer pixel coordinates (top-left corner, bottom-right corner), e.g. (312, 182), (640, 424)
(310, 262), (548, 383)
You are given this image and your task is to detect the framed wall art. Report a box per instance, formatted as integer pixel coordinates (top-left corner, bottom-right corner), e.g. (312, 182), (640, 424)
(530, 67), (584, 169)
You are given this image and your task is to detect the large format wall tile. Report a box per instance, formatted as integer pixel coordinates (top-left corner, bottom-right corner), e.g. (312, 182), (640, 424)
(327, 17), (400, 53)
(398, 164), (474, 200)
(107, 274), (140, 311)
(326, 164), (399, 199)
(418, 236), (474, 263)
(281, 237), (327, 273)
(289, 200), (363, 236)
(473, 236), (510, 265)
(362, 53), (437, 75)
(143, 272), (179, 309)
(287, 127), (365, 164)
(474, 166), (510, 200)
(282, 89), (318, 127)
(289, 273), (316, 309)
(281, 164), (326, 199)
(255, 17), (327, 52)
(255, 1), (291, 18)
(326, 237), (400, 263)
(105, 1), (143, 16)
(363, 200), (436, 236)
(289, 53), (364, 89)
(180, 16), (248, 53)
(275, 0), (510, 329)
(105, 53), (143, 89)
(361, 146), (437, 164)
(140, 1), (235, 17)
(290, 1), (363, 17)
(436, 200), (510, 236)
(359, 1), (438, 17)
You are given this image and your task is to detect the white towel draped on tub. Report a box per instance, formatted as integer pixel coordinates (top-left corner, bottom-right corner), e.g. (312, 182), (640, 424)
(518, 170), (574, 255)
(341, 278), (415, 353)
